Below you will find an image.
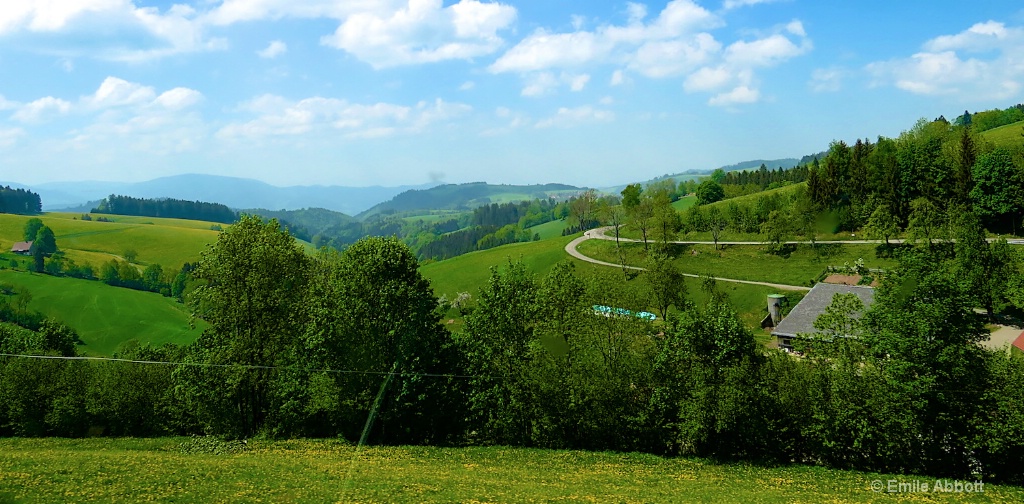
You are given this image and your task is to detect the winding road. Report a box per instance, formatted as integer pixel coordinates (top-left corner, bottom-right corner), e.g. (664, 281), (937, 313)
(565, 226), (1024, 292)
(565, 227), (812, 292)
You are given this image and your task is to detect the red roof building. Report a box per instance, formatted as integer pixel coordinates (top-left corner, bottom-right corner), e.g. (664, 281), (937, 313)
(1013, 332), (1024, 353)
(10, 241), (32, 255)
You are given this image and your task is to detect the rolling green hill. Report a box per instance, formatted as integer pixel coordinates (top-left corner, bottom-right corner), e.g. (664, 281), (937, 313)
(0, 213), (220, 269)
(359, 182), (583, 219)
(981, 120), (1024, 148)
(0, 269), (204, 356)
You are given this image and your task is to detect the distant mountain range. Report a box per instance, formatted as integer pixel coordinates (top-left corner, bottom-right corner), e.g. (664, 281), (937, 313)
(358, 182), (584, 218)
(4, 174), (439, 215)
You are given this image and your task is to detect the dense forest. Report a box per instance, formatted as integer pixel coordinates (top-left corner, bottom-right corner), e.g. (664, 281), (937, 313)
(92, 195), (237, 224)
(0, 186), (42, 215)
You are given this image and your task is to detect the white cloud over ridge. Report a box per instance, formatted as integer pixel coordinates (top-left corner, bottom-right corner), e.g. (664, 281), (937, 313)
(866, 21), (1024, 101)
(218, 95), (471, 139)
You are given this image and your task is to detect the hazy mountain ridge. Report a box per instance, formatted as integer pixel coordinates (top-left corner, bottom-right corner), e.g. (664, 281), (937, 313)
(21, 174), (438, 215)
(357, 182), (584, 218)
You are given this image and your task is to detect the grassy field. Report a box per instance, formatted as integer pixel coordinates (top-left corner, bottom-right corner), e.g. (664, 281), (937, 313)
(526, 218), (569, 240)
(981, 120), (1024, 148)
(0, 438), (1017, 503)
(420, 234), (581, 299)
(671, 194), (698, 211)
(0, 269), (204, 356)
(0, 213), (220, 269)
(577, 240), (895, 287)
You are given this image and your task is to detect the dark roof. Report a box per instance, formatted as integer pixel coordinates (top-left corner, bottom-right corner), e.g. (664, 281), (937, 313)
(10, 241), (32, 253)
(771, 283), (875, 338)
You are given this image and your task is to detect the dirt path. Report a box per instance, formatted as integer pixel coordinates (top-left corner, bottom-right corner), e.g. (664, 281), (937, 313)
(585, 226), (1024, 246)
(565, 229), (811, 292)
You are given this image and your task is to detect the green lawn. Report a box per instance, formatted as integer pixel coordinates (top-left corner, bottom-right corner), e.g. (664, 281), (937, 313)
(0, 270), (204, 356)
(0, 438), (1016, 503)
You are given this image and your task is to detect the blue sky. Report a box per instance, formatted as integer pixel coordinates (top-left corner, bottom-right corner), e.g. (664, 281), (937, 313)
(1, 1), (1023, 188)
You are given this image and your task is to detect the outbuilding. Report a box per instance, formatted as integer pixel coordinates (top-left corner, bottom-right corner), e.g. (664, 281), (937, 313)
(771, 283), (875, 351)
(10, 241), (32, 255)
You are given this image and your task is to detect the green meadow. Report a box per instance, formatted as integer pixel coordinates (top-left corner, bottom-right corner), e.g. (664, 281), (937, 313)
(671, 194), (698, 211)
(0, 269), (204, 356)
(981, 120), (1024, 148)
(0, 213), (220, 269)
(526, 218), (569, 240)
(0, 438), (1016, 503)
(420, 234), (581, 299)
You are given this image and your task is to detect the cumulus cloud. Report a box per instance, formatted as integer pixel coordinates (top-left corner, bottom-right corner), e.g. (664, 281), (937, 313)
(491, 1), (808, 105)
(866, 20), (1024, 101)
(0, 128), (24, 148)
(0, 1), (223, 62)
(535, 105), (614, 128)
(218, 94), (471, 139)
(321, 0), (517, 68)
(11, 97), (72, 123)
(809, 67), (845, 93)
(257, 40), (288, 59)
(491, 0), (721, 75)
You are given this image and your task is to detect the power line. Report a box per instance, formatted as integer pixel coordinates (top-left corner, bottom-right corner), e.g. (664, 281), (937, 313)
(0, 353), (484, 380)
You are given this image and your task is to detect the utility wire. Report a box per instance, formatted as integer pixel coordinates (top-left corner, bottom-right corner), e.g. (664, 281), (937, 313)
(0, 352), (484, 380)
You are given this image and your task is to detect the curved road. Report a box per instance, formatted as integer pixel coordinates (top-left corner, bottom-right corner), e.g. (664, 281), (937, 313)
(565, 228), (812, 292)
(566, 226), (1024, 292)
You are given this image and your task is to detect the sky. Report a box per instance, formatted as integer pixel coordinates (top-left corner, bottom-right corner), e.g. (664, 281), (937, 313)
(1, 0), (1023, 188)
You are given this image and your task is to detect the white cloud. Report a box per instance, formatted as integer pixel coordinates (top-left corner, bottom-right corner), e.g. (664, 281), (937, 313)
(258, 40), (288, 59)
(809, 67), (845, 93)
(521, 72), (560, 97)
(87, 77), (156, 109)
(11, 97), (72, 123)
(459, 81), (476, 91)
(491, 0), (720, 74)
(0, 1), (223, 62)
(0, 128), (25, 148)
(722, 0), (783, 10)
(535, 105), (614, 128)
(708, 85), (760, 106)
(520, 72), (592, 97)
(866, 21), (1024, 101)
(569, 74), (591, 91)
(610, 69), (629, 86)
(218, 94), (470, 139)
(321, 0), (517, 68)
(156, 88), (204, 110)
(492, 0), (807, 107)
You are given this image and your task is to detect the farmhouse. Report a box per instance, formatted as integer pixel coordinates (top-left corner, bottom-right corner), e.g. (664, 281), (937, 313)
(10, 241), (32, 255)
(771, 283), (875, 351)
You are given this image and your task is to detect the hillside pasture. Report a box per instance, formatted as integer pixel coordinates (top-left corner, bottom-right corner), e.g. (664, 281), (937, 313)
(0, 270), (204, 356)
(1, 438), (1016, 503)
(671, 194), (698, 211)
(420, 234), (581, 299)
(526, 218), (569, 240)
(0, 213), (220, 269)
(981, 120), (1024, 148)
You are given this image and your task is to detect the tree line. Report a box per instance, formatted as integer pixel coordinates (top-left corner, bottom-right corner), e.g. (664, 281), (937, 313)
(92, 195), (237, 224)
(0, 186), (42, 215)
(1, 215), (1022, 485)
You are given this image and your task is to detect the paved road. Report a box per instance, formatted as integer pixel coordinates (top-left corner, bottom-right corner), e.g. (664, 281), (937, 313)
(586, 226), (1024, 246)
(565, 229), (811, 292)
